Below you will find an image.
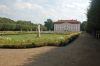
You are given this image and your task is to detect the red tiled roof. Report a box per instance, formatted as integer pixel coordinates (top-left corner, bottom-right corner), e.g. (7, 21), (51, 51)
(54, 22), (64, 24)
(54, 20), (80, 24)
(68, 21), (80, 24)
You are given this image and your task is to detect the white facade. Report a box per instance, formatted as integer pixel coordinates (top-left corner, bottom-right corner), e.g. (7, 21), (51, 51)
(54, 21), (80, 32)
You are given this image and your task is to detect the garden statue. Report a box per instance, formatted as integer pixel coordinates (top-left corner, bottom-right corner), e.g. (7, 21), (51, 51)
(37, 24), (41, 37)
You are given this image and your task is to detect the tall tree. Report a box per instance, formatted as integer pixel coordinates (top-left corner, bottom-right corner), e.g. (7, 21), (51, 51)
(44, 19), (54, 31)
(87, 0), (100, 34)
(81, 21), (87, 31)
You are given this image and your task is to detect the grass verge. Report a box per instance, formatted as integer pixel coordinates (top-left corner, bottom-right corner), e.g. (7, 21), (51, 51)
(0, 32), (80, 49)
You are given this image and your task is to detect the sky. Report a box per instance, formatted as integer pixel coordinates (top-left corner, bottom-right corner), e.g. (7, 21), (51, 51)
(0, 0), (90, 24)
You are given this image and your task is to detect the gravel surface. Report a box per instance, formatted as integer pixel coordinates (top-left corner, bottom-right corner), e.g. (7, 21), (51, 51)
(0, 47), (56, 66)
(0, 32), (100, 66)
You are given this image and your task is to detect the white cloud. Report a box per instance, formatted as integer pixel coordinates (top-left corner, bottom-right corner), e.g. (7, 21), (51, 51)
(0, 0), (90, 24)
(0, 5), (9, 11)
(28, 0), (89, 23)
(41, 0), (90, 22)
(15, 2), (33, 9)
(15, 2), (43, 10)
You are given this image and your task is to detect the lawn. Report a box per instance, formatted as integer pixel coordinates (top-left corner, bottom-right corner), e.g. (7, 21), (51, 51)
(0, 32), (80, 48)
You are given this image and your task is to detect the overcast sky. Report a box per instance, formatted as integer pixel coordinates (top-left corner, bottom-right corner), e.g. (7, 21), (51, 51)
(0, 0), (90, 24)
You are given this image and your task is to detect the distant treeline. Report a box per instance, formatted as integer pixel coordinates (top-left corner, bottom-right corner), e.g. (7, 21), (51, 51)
(0, 17), (47, 31)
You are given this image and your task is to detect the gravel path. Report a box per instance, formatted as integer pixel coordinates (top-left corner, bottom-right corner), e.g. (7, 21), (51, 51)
(0, 47), (55, 66)
(0, 32), (100, 66)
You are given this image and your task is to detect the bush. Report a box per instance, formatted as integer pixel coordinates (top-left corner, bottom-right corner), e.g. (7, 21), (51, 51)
(59, 33), (80, 46)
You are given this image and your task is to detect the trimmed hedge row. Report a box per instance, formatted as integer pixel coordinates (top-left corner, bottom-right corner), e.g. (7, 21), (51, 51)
(59, 34), (79, 46)
(0, 31), (70, 36)
(0, 33), (80, 49)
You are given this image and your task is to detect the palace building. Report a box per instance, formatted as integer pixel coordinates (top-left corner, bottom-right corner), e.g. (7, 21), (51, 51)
(54, 20), (80, 32)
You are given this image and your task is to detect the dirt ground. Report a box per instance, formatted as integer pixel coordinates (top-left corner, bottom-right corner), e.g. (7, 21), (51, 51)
(0, 32), (100, 66)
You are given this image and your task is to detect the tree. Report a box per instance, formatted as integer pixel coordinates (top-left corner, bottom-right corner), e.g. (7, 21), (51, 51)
(16, 20), (38, 31)
(40, 24), (47, 31)
(44, 19), (54, 31)
(81, 21), (87, 31)
(0, 17), (48, 31)
(0, 17), (16, 31)
(87, 0), (100, 35)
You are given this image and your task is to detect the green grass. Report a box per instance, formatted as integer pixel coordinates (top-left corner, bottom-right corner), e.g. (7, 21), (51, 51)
(0, 33), (65, 44)
(0, 32), (80, 48)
